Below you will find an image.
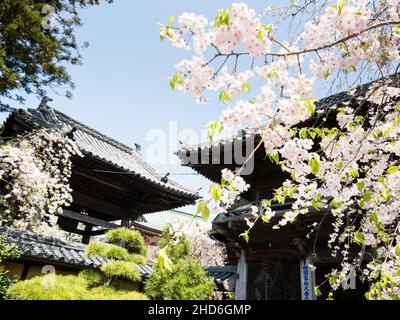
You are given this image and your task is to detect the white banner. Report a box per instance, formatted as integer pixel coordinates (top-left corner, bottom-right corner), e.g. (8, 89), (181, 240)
(300, 256), (316, 300)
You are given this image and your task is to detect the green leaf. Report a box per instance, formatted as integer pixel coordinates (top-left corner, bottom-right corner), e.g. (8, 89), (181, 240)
(257, 29), (264, 40)
(168, 16), (175, 25)
(241, 82), (251, 93)
(370, 212), (379, 227)
(169, 72), (184, 90)
(262, 24), (273, 33)
(356, 181), (365, 192)
(277, 195), (285, 204)
(330, 199), (342, 208)
(207, 121), (223, 141)
(354, 231), (365, 246)
(157, 247), (173, 272)
(395, 25), (400, 36)
(363, 191), (373, 202)
(218, 90), (233, 104)
(380, 189), (391, 202)
(239, 230), (250, 243)
(160, 25), (173, 41)
(348, 168), (359, 179)
(267, 151), (280, 165)
(160, 26), (166, 41)
(386, 166), (399, 174)
(304, 99), (317, 114)
(323, 69), (331, 79)
(213, 8), (230, 28)
(314, 286), (322, 297)
(196, 199), (210, 221)
(311, 197), (321, 210)
(299, 128), (308, 139)
(308, 153), (320, 176)
(261, 215), (271, 223)
(337, 0), (347, 16)
(308, 130), (317, 139)
(396, 244), (400, 258)
(209, 183), (223, 202)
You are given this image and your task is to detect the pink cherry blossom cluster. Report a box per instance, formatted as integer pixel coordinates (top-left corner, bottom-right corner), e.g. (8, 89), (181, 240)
(207, 169), (250, 216)
(175, 56), (215, 97)
(212, 3), (273, 56)
(164, 0), (400, 299)
(304, 3), (370, 48)
(178, 12), (208, 35)
(167, 221), (227, 266)
(0, 129), (82, 234)
(215, 68), (254, 99)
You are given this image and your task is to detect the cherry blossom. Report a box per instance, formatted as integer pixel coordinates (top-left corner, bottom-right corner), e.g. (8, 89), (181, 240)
(0, 129), (82, 235)
(162, 0), (400, 299)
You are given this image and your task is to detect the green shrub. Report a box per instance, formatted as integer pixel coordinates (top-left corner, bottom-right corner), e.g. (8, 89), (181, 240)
(127, 253), (146, 265)
(0, 234), (20, 299)
(7, 274), (148, 300)
(158, 226), (190, 262)
(145, 226), (215, 300)
(101, 261), (141, 282)
(145, 258), (215, 300)
(85, 242), (130, 261)
(106, 228), (147, 257)
(78, 269), (106, 288)
(84, 228), (147, 288)
(7, 275), (87, 300)
(85, 287), (148, 300)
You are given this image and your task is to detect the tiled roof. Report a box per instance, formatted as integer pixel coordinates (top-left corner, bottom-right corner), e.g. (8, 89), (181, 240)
(1, 226), (107, 269)
(206, 265), (236, 282)
(212, 201), (293, 224)
(0, 227), (235, 289)
(8, 106), (197, 200)
(178, 74), (399, 153)
(207, 265), (236, 292)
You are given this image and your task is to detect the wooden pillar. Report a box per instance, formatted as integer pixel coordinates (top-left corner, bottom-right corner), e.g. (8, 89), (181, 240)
(300, 254), (316, 300)
(235, 249), (248, 300)
(20, 264), (30, 280)
(121, 218), (130, 228)
(82, 224), (93, 244)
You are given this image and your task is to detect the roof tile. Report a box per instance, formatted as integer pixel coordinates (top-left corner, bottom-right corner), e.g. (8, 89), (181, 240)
(10, 106), (198, 200)
(0, 227), (235, 289)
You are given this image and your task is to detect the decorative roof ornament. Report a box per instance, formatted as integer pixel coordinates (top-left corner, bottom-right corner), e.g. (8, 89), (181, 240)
(38, 96), (53, 109)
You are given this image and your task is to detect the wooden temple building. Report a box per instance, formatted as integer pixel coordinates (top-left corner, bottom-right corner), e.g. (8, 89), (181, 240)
(177, 75), (399, 300)
(2, 105), (198, 243)
(0, 104), (236, 294)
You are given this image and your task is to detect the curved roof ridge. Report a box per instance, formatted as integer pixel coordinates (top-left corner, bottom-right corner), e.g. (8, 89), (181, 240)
(9, 106), (198, 198)
(51, 108), (140, 156)
(178, 73), (400, 152)
(51, 108), (169, 181)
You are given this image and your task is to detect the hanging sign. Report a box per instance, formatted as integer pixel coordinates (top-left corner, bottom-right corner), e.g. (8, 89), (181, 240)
(300, 256), (316, 300)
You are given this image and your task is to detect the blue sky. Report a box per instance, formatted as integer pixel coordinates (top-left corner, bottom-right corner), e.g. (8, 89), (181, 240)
(0, 1), (276, 214)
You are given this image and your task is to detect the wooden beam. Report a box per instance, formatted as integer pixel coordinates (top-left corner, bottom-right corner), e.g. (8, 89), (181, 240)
(71, 191), (127, 218)
(89, 229), (108, 236)
(58, 209), (119, 229)
(74, 169), (130, 192)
